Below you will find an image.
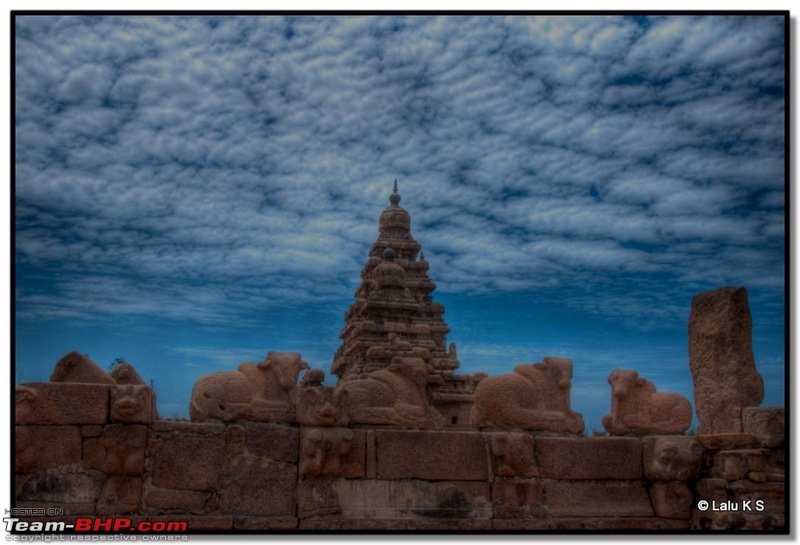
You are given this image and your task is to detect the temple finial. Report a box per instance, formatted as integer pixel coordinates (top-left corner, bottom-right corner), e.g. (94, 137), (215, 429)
(389, 179), (401, 205)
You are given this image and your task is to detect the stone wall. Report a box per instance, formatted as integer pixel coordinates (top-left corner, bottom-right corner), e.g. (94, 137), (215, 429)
(14, 392), (785, 532)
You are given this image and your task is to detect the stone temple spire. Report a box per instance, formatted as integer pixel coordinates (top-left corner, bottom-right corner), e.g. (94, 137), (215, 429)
(331, 181), (460, 381)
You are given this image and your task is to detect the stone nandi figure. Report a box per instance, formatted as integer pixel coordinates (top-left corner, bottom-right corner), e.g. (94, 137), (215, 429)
(50, 351), (116, 384)
(337, 356), (445, 430)
(469, 357), (584, 433)
(190, 351), (308, 422)
(602, 369), (692, 435)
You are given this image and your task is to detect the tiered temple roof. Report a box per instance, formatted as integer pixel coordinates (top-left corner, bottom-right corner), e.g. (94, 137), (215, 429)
(331, 181), (460, 382)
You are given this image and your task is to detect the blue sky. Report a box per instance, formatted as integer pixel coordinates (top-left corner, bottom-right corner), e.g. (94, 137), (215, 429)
(14, 14), (786, 428)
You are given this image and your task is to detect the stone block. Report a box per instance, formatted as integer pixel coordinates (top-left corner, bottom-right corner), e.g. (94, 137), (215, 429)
(151, 420), (226, 436)
(298, 477), (342, 518)
(712, 449), (767, 482)
(536, 436), (642, 479)
(146, 490), (211, 514)
(233, 517), (298, 530)
(333, 479), (492, 520)
(16, 468), (106, 503)
(649, 482), (694, 519)
(151, 436), (225, 491)
(545, 518), (690, 531)
(110, 385), (155, 424)
(688, 286), (764, 434)
(486, 432), (536, 478)
(300, 428), (365, 478)
(83, 424), (147, 476)
(742, 407), (785, 448)
(697, 433), (755, 450)
(491, 478), (545, 519)
(16, 426), (82, 472)
(376, 430), (488, 480)
(16, 383), (110, 425)
(493, 518), (551, 530)
(543, 480), (654, 517)
(244, 421), (299, 463)
(218, 456), (296, 516)
(96, 476), (142, 515)
(643, 435), (703, 481)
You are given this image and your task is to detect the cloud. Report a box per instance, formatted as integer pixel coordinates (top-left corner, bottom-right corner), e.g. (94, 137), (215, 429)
(14, 14), (784, 334)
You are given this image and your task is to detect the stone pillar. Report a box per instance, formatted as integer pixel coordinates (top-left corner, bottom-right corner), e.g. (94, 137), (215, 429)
(688, 286), (764, 434)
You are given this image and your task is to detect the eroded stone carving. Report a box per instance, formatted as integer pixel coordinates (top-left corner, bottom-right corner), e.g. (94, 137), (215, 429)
(469, 357), (584, 433)
(111, 385), (155, 424)
(50, 351), (116, 384)
(337, 357), (445, 429)
(602, 370), (692, 435)
(689, 286), (764, 434)
(110, 363), (147, 385)
(487, 432), (536, 477)
(190, 351), (308, 422)
(297, 387), (349, 427)
(644, 436), (703, 481)
(300, 428), (354, 477)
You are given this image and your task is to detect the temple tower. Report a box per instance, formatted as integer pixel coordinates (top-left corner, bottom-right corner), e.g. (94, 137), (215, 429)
(331, 182), (483, 427)
(331, 181), (460, 381)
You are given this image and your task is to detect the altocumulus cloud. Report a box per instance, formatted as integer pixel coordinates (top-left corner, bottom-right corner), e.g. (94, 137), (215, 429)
(15, 14), (785, 420)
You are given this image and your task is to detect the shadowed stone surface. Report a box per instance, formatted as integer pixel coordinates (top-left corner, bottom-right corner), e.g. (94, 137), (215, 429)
(16, 383), (110, 425)
(376, 430), (488, 480)
(689, 287), (764, 434)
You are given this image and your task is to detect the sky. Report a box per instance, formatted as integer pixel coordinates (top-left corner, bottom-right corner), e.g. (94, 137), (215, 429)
(13, 14), (786, 428)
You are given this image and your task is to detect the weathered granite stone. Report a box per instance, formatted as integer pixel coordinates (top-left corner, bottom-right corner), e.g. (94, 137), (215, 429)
(244, 422), (299, 463)
(218, 455), (296, 516)
(376, 429), (488, 480)
(697, 433), (755, 451)
(298, 477), (342, 518)
(487, 432), (537, 478)
(689, 287), (764, 434)
(470, 357), (584, 433)
(110, 363), (146, 385)
(742, 407), (785, 448)
(543, 480), (654, 517)
(649, 482), (694, 519)
(145, 489), (211, 514)
(16, 425), (82, 472)
(297, 384), (349, 426)
(536, 436), (642, 480)
(300, 428), (364, 478)
(17, 468), (106, 503)
(83, 424), (147, 476)
(50, 351), (116, 384)
(602, 370), (692, 435)
(151, 436), (225, 491)
(332, 479), (492, 520)
(491, 478), (545, 519)
(190, 351), (308, 422)
(233, 517), (298, 530)
(110, 385), (155, 424)
(96, 476), (142, 514)
(643, 436), (703, 481)
(712, 449), (767, 482)
(337, 357), (446, 430)
(16, 383), (110, 425)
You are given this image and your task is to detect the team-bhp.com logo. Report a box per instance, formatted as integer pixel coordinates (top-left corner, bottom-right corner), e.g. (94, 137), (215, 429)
(4, 517), (188, 534)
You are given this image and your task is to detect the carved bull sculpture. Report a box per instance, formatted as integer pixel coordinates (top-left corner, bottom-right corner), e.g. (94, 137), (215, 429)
(336, 356), (445, 430)
(469, 356), (584, 433)
(602, 369), (692, 435)
(190, 351), (308, 422)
